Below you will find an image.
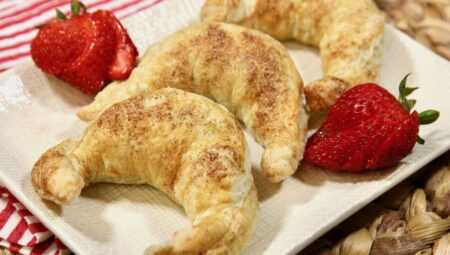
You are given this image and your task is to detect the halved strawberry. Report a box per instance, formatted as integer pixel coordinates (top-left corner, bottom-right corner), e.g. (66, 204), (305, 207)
(57, 11), (116, 94)
(30, 1), (137, 94)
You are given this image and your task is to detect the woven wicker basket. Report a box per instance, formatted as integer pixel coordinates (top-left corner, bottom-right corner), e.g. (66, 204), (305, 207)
(301, 151), (450, 255)
(1, 0), (448, 254)
(0, 248), (15, 255)
(377, 0), (450, 60)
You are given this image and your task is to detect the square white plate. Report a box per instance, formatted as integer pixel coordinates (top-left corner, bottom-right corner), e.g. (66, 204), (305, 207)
(1, 0), (449, 254)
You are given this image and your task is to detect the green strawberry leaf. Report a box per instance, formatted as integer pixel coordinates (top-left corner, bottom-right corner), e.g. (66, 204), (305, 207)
(56, 9), (67, 21)
(71, 0), (87, 17)
(71, 0), (80, 17)
(419, 110), (440, 125)
(398, 74), (419, 113)
(408, 99), (416, 109)
(399, 99), (411, 112)
(416, 135), (425, 145)
(398, 73), (411, 96)
(396, 74), (439, 145)
(403, 87), (418, 97)
(398, 98), (416, 113)
(79, 2), (87, 13)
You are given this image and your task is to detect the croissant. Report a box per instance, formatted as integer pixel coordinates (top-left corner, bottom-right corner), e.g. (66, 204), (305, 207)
(201, 0), (385, 111)
(78, 22), (307, 183)
(32, 88), (259, 255)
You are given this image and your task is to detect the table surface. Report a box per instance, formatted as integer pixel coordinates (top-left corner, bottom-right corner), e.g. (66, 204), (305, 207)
(0, 0), (448, 254)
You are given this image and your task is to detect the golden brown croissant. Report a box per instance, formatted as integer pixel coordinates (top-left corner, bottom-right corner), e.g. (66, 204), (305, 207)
(201, 0), (385, 111)
(32, 88), (259, 255)
(78, 22), (307, 183)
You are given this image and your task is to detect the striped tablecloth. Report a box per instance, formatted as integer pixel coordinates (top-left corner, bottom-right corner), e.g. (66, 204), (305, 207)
(0, 0), (162, 72)
(0, 188), (68, 255)
(0, 1), (162, 254)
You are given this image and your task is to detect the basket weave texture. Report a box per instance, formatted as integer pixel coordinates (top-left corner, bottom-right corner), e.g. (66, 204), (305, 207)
(302, 151), (450, 255)
(377, 0), (450, 60)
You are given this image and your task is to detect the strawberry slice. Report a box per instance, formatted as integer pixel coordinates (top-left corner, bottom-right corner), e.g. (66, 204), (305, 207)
(100, 11), (138, 80)
(30, 1), (137, 94)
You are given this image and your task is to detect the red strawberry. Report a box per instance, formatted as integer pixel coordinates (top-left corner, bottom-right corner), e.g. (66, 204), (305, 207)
(304, 75), (439, 172)
(30, 15), (89, 75)
(30, 1), (137, 94)
(55, 11), (115, 94)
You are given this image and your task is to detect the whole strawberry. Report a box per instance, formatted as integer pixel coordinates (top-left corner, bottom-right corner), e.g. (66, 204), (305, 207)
(304, 75), (439, 172)
(30, 0), (137, 94)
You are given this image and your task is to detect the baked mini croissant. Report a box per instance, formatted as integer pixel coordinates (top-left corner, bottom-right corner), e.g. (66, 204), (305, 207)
(201, 0), (385, 111)
(32, 88), (259, 255)
(78, 22), (307, 183)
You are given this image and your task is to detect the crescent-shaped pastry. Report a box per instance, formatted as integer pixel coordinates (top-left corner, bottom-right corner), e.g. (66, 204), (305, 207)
(201, 0), (385, 111)
(78, 22), (307, 183)
(32, 88), (259, 255)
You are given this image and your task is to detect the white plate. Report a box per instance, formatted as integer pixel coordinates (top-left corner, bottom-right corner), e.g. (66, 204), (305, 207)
(0, 1), (449, 254)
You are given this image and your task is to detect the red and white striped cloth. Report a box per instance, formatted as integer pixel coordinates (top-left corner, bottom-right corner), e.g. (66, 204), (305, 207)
(0, 0), (163, 254)
(0, 187), (69, 254)
(0, 0), (163, 72)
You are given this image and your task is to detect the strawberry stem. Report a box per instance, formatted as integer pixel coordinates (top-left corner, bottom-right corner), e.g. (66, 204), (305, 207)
(34, 23), (46, 29)
(419, 110), (440, 125)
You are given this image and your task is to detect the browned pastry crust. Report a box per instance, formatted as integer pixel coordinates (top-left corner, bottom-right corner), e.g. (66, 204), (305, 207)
(78, 22), (308, 183)
(32, 88), (259, 255)
(201, 0), (385, 111)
